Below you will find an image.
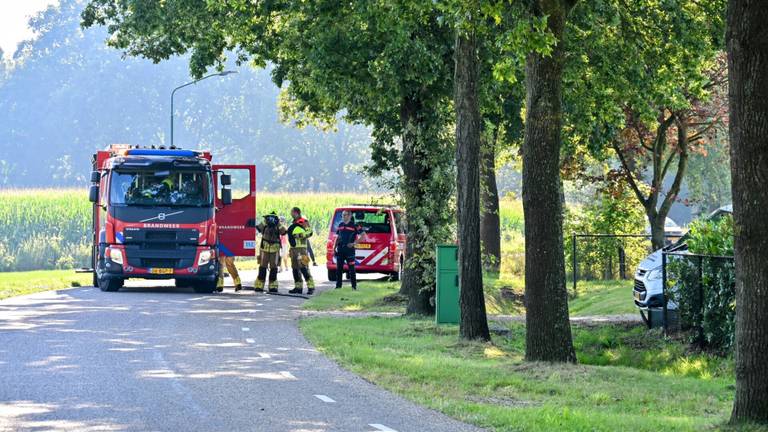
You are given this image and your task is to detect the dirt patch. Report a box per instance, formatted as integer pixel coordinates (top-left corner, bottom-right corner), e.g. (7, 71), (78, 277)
(466, 395), (540, 408)
(372, 293), (408, 307)
(510, 361), (593, 382)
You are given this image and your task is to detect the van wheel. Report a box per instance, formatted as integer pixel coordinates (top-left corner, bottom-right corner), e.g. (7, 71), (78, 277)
(98, 277), (123, 292)
(390, 257), (403, 281)
(175, 279), (193, 288)
(327, 269), (337, 282)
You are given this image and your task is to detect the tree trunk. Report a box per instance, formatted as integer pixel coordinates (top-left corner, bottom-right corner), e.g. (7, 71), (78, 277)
(455, 30), (491, 341)
(522, 0), (577, 363)
(400, 96), (436, 315)
(647, 211), (666, 251)
(480, 129), (502, 274)
(728, 0), (768, 424)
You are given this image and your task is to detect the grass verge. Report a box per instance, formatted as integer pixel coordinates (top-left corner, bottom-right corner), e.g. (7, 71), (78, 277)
(305, 277), (636, 317)
(302, 281), (405, 312)
(568, 280), (636, 316)
(300, 317), (735, 432)
(0, 269), (91, 300)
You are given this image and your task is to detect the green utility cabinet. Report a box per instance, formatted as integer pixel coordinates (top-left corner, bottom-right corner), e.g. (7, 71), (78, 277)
(436, 244), (460, 324)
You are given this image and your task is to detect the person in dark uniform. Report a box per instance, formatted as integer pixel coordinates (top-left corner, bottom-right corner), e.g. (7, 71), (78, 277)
(334, 210), (362, 290)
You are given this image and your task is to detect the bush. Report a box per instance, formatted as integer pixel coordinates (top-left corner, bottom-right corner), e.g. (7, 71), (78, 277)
(669, 215), (734, 352)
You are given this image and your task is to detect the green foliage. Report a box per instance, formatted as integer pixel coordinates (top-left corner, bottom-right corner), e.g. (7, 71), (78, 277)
(565, 186), (647, 282)
(565, 0), (726, 153)
(686, 215), (734, 256)
(562, 0), (727, 249)
(0, 189), (91, 271)
(669, 215), (735, 352)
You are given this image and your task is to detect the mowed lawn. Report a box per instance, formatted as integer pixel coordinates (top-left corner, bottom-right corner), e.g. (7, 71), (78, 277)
(302, 280), (405, 312)
(300, 317), (736, 432)
(304, 278), (638, 317)
(569, 279), (636, 316)
(0, 269), (91, 300)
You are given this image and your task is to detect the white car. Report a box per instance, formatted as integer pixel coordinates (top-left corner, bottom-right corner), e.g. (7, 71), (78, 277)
(633, 247), (680, 311)
(633, 205), (733, 320)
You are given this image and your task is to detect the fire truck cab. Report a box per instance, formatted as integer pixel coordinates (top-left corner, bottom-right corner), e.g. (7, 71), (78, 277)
(88, 144), (256, 293)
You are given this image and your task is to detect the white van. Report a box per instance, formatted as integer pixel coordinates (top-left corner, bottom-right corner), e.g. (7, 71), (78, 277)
(633, 205), (733, 322)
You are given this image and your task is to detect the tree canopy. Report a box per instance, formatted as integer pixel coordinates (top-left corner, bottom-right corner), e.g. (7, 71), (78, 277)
(0, 0), (373, 190)
(563, 0), (727, 249)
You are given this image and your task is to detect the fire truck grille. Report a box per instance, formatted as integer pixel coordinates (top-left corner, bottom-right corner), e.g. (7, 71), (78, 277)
(142, 243), (176, 250)
(141, 258), (179, 269)
(145, 231), (177, 241)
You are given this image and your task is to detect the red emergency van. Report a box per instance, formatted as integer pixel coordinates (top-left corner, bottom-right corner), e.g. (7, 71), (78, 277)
(325, 205), (406, 281)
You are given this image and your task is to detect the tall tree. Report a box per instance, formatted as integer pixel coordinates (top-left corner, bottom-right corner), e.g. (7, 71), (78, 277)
(480, 135), (502, 272)
(522, 0), (577, 363)
(454, 5), (490, 341)
(477, 12), (526, 274)
(727, 0), (768, 424)
(564, 0), (727, 251)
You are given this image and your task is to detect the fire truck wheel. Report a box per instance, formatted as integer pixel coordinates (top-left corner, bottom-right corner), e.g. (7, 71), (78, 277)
(175, 279), (194, 288)
(192, 280), (217, 294)
(327, 269), (337, 282)
(98, 277), (123, 292)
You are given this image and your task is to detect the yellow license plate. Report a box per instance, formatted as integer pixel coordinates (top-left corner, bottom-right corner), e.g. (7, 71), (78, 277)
(633, 291), (641, 300)
(150, 268), (174, 274)
(356, 243), (372, 249)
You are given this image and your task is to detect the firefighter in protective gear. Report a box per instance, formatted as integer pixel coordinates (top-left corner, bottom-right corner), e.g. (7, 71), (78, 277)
(216, 254), (242, 292)
(255, 211), (286, 293)
(287, 208), (315, 295)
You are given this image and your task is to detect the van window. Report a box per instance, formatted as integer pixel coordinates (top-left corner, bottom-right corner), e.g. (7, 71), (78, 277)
(331, 209), (392, 234)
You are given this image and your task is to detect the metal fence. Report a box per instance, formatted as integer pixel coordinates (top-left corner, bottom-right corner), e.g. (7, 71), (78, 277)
(570, 233), (679, 297)
(660, 250), (734, 342)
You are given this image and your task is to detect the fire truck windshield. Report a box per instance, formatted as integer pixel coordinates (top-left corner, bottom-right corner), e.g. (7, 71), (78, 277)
(109, 170), (213, 207)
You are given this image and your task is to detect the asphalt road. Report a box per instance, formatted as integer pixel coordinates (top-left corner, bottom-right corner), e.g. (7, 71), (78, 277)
(0, 270), (483, 432)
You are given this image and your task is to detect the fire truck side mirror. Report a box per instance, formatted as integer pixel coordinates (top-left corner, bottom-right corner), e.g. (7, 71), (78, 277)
(88, 185), (100, 203)
(90, 171), (101, 183)
(221, 188), (232, 205)
(220, 174), (232, 186)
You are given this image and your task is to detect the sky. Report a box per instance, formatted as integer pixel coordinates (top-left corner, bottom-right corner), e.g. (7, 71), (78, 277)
(0, 0), (59, 60)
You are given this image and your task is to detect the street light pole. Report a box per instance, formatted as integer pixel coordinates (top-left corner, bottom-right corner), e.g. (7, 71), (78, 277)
(170, 70), (237, 148)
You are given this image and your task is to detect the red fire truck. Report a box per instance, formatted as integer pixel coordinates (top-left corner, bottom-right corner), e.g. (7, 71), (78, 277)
(88, 144), (256, 293)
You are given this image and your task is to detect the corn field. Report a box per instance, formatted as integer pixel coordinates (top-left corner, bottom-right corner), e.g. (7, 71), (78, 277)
(0, 189), (524, 272)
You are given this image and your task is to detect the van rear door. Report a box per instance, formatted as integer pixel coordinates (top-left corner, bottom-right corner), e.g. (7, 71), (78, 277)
(352, 209), (392, 267)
